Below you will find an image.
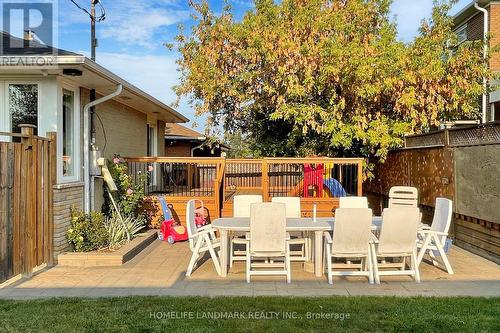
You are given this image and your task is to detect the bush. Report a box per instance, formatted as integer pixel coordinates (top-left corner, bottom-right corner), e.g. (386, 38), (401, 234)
(67, 209), (109, 252)
(104, 155), (150, 217)
(105, 214), (147, 249)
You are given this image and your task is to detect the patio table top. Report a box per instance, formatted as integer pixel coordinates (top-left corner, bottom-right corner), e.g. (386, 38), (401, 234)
(212, 216), (383, 232)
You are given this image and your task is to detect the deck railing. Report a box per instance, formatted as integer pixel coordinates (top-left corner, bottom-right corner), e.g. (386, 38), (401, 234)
(124, 156), (363, 223)
(125, 157), (363, 199)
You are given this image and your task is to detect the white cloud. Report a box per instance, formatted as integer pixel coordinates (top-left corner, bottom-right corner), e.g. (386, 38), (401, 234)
(60, 0), (189, 49)
(92, 51), (197, 125)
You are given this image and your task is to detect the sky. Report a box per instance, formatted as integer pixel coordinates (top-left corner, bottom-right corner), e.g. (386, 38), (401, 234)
(55, 0), (473, 129)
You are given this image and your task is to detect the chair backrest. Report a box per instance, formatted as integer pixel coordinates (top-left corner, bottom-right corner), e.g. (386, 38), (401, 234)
(332, 208), (372, 255)
(430, 197), (453, 243)
(378, 207), (420, 255)
(339, 196), (368, 209)
(388, 186), (418, 207)
(249, 202), (286, 255)
(233, 195), (263, 217)
(271, 197), (301, 218)
(186, 199), (199, 251)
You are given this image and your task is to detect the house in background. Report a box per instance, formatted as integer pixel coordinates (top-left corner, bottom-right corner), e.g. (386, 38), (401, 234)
(0, 32), (188, 256)
(165, 123), (229, 157)
(454, 0), (500, 122)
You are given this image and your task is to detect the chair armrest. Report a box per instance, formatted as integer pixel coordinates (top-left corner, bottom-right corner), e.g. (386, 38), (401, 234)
(197, 224), (212, 232)
(419, 229), (448, 236)
(418, 224), (431, 230)
(369, 233), (379, 244)
(324, 231), (333, 244)
(189, 228), (214, 239)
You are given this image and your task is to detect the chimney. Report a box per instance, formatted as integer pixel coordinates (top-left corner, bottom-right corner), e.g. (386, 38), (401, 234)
(23, 29), (34, 41)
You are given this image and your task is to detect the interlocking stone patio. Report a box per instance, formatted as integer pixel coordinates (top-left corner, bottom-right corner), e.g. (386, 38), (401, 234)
(0, 241), (499, 299)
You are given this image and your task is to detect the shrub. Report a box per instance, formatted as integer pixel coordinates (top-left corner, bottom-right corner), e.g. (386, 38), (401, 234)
(104, 155), (150, 217)
(105, 214), (147, 249)
(67, 209), (109, 252)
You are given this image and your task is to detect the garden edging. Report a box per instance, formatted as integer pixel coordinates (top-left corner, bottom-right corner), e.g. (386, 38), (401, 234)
(57, 230), (158, 267)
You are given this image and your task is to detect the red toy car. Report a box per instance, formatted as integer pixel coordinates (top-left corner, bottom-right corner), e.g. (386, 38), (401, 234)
(158, 197), (188, 244)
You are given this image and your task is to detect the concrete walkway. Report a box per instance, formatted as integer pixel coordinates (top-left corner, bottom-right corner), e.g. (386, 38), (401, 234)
(1, 241), (499, 299)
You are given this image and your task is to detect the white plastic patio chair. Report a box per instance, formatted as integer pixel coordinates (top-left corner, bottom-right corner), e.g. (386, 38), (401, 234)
(416, 198), (454, 274)
(339, 196), (369, 208)
(370, 207), (421, 284)
(245, 202), (291, 283)
(185, 199), (221, 276)
(324, 208), (374, 284)
(272, 197), (309, 261)
(388, 186), (418, 207)
(229, 195), (263, 268)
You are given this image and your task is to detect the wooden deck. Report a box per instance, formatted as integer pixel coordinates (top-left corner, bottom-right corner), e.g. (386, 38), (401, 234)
(125, 157), (363, 227)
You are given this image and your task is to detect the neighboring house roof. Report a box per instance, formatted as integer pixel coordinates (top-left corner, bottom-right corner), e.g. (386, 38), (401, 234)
(454, 1), (489, 27)
(0, 31), (188, 123)
(1, 31), (80, 56)
(165, 123), (206, 141)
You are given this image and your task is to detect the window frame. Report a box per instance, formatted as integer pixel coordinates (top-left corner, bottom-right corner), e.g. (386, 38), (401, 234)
(57, 82), (81, 183)
(456, 24), (468, 45)
(2, 80), (41, 135)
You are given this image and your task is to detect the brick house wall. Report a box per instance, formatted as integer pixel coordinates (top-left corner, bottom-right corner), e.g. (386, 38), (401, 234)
(165, 142), (193, 157)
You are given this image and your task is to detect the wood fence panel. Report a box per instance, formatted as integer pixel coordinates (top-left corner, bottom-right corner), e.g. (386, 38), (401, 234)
(0, 127), (55, 283)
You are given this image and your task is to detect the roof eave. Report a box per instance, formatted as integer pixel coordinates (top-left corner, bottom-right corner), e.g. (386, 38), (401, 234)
(82, 58), (188, 123)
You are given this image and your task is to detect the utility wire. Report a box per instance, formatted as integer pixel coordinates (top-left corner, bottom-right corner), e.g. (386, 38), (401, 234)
(69, 0), (106, 22)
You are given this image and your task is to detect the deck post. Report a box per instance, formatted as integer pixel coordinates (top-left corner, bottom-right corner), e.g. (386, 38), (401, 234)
(262, 159), (270, 202)
(357, 159), (363, 196)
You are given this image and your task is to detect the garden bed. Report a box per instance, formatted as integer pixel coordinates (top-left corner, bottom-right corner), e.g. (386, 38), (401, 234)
(57, 230), (157, 267)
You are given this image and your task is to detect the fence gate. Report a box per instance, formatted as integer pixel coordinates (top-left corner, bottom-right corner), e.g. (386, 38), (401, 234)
(0, 125), (55, 283)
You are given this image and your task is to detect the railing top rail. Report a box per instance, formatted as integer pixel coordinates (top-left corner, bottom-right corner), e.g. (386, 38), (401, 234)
(124, 156), (364, 164)
(124, 157), (224, 164)
(264, 157), (363, 164)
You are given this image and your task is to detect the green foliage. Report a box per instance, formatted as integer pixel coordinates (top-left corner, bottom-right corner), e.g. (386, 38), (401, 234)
(175, 0), (492, 167)
(67, 209), (109, 252)
(106, 155), (149, 216)
(105, 214), (147, 249)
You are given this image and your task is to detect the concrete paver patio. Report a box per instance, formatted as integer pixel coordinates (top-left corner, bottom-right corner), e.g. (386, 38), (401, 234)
(0, 241), (499, 299)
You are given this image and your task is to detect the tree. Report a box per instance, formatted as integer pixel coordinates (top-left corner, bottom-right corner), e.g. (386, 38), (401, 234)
(174, 0), (491, 170)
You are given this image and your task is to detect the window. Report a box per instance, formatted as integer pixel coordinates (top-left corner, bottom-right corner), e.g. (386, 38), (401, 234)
(62, 89), (75, 177)
(456, 24), (467, 44)
(8, 84), (38, 134)
(147, 124), (156, 156)
(58, 85), (80, 183)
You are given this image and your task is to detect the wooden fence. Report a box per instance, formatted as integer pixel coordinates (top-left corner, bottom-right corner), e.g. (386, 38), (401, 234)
(0, 126), (56, 283)
(367, 122), (500, 263)
(125, 157), (363, 227)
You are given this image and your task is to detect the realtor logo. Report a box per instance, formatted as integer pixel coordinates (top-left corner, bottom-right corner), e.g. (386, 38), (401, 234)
(1, 0), (57, 56)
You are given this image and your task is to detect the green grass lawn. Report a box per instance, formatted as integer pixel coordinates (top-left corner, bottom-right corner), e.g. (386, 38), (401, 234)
(0, 296), (498, 332)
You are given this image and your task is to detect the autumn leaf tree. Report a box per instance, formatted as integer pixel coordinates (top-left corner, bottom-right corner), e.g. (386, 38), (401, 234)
(174, 0), (490, 166)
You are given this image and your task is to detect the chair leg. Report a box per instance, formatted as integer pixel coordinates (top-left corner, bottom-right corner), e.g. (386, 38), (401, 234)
(367, 250), (374, 284)
(433, 235), (454, 275)
(205, 234), (221, 276)
(229, 239), (234, 268)
(186, 236), (203, 277)
(246, 243), (251, 283)
(411, 249), (421, 283)
(285, 249), (291, 284)
(416, 234), (432, 266)
(325, 243), (333, 284)
(370, 243), (380, 284)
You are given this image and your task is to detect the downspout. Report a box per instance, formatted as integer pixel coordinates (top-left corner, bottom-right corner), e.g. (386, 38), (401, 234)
(83, 84), (123, 213)
(190, 136), (207, 157)
(474, 1), (488, 123)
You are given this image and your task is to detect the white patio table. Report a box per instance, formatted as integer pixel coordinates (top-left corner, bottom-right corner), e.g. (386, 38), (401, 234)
(212, 216), (382, 277)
